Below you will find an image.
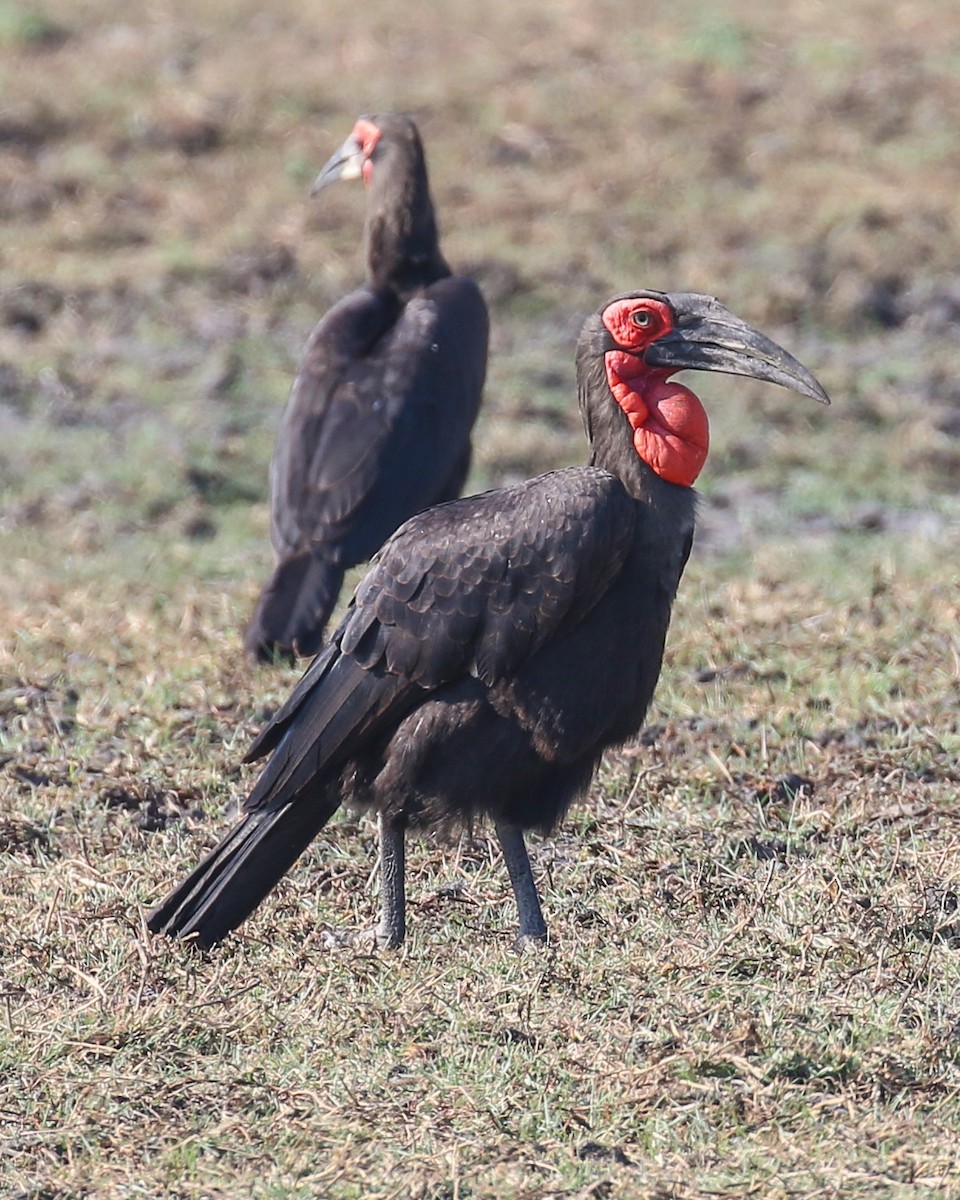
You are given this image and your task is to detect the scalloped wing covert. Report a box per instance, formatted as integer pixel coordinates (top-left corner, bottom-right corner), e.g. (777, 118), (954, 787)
(242, 467), (636, 811)
(340, 466), (636, 687)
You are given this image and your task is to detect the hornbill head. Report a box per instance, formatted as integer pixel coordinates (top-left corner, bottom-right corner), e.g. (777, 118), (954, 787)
(311, 113), (423, 194)
(582, 290), (829, 486)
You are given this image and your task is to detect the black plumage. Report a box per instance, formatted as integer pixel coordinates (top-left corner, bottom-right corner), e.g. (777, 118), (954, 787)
(151, 289), (828, 949)
(246, 114), (488, 661)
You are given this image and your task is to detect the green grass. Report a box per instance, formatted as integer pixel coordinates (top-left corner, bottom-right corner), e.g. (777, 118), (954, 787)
(2, 0), (960, 1195)
(0, 0), (63, 47)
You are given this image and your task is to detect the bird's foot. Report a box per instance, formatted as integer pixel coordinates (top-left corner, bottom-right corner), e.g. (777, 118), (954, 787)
(321, 927), (357, 950)
(321, 925), (404, 951)
(512, 930), (549, 954)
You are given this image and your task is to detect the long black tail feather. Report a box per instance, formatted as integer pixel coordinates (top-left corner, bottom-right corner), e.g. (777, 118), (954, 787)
(147, 791), (342, 948)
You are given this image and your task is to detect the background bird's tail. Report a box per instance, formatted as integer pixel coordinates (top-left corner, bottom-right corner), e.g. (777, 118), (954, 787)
(245, 552), (344, 661)
(147, 793), (342, 948)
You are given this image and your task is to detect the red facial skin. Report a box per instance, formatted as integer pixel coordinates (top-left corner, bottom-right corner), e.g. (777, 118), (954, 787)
(352, 118), (383, 187)
(601, 297), (710, 488)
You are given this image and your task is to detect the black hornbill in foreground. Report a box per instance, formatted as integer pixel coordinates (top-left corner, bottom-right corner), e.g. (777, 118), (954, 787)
(245, 113), (489, 661)
(151, 289), (828, 950)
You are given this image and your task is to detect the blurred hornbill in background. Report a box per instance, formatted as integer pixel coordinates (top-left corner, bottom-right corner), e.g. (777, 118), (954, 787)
(152, 289), (828, 949)
(245, 113), (489, 661)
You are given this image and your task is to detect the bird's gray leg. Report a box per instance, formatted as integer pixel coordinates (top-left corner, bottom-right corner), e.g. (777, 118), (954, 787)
(494, 820), (547, 946)
(376, 811), (406, 949)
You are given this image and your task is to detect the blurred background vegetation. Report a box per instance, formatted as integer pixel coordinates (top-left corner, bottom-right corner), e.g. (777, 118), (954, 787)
(2, 0), (958, 618)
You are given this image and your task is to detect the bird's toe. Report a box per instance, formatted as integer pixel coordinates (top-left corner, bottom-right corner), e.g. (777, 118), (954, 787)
(321, 925), (404, 951)
(512, 931), (549, 954)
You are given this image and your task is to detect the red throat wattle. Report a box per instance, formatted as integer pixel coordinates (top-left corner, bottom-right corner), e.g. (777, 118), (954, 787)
(604, 351), (710, 487)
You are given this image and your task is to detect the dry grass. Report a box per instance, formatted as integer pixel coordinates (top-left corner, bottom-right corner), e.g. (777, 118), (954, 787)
(4, 573), (960, 1198)
(2, 0), (960, 1195)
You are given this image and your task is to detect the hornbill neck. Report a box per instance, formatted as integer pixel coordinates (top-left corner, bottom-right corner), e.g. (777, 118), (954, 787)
(364, 148), (450, 297)
(577, 350), (675, 506)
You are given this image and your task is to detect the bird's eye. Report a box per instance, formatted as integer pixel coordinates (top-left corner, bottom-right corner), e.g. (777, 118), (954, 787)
(631, 309), (652, 328)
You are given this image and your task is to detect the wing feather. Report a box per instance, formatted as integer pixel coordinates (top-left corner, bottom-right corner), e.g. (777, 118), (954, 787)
(244, 466), (636, 810)
(269, 277), (488, 565)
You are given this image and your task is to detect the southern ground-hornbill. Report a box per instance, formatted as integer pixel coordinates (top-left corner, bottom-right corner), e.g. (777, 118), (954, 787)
(151, 289), (828, 949)
(244, 113), (489, 661)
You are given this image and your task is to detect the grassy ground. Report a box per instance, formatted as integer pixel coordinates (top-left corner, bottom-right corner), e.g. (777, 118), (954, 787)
(2, 0), (960, 1195)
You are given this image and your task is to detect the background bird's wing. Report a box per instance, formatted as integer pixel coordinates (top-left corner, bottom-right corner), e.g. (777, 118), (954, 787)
(269, 278), (488, 564)
(243, 467), (636, 806)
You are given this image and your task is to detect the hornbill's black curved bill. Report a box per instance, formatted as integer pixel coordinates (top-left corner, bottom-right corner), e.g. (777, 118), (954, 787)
(310, 134), (364, 195)
(647, 293), (831, 405)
